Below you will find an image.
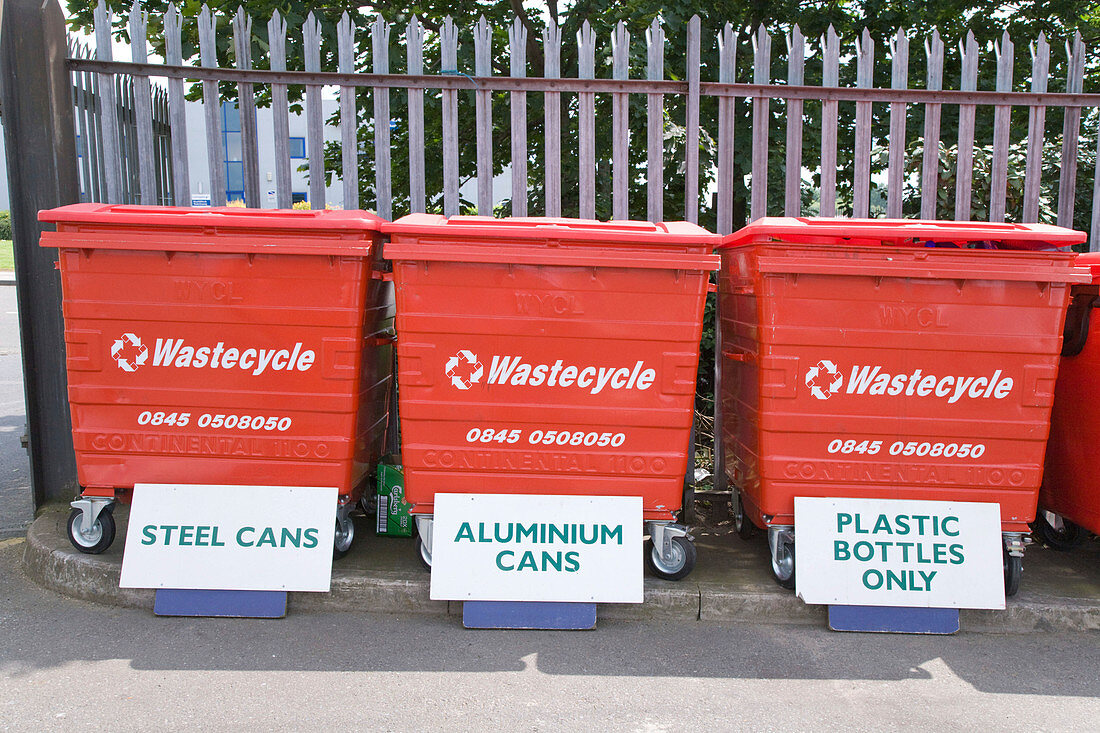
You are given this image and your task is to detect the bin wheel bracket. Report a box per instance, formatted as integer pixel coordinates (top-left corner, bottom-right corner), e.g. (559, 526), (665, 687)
(333, 504), (355, 559)
(768, 525), (796, 590)
(415, 516), (434, 570)
(67, 497), (117, 554)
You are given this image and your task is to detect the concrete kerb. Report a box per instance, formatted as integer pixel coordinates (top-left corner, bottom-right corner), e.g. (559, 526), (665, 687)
(21, 507), (1100, 631)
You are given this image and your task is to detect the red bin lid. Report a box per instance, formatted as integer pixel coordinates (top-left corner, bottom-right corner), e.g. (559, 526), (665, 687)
(382, 215), (720, 271)
(1074, 252), (1100, 283)
(719, 217), (1087, 250)
(382, 214), (717, 245)
(39, 204), (386, 256)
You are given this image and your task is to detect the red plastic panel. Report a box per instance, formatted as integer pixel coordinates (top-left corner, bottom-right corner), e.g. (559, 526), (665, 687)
(386, 218), (719, 521)
(1039, 278), (1100, 535)
(719, 238), (1082, 533)
(41, 207), (393, 503)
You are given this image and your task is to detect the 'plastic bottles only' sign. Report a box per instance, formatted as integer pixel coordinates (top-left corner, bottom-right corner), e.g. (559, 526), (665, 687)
(794, 496), (1005, 609)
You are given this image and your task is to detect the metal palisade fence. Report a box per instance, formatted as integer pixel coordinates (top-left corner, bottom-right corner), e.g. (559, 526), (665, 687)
(71, 2), (1100, 245)
(70, 37), (173, 205)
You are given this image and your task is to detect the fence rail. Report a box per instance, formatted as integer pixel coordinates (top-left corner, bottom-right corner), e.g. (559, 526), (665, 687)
(74, 2), (1100, 245)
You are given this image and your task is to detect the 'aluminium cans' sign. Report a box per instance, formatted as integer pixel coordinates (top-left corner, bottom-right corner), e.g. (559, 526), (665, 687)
(120, 484), (337, 592)
(430, 493), (643, 603)
(795, 496), (1005, 609)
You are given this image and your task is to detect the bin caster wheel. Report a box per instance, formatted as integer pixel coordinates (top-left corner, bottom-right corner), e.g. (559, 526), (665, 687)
(733, 492), (755, 540)
(67, 505), (115, 555)
(1031, 511), (1085, 551)
(771, 539), (796, 590)
(644, 536), (696, 581)
(333, 514), (355, 560)
(358, 494), (375, 516)
(1004, 546), (1022, 597)
(415, 535), (432, 571)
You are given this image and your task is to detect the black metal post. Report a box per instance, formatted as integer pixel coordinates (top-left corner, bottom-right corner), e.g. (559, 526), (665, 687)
(0, 0), (80, 506)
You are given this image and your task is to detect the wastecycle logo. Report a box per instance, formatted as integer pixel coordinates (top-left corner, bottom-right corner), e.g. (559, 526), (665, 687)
(805, 361), (1015, 404)
(112, 334), (316, 376)
(111, 333), (149, 372)
(446, 351), (657, 395)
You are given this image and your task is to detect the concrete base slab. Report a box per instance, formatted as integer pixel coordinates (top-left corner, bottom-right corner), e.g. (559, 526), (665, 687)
(21, 503), (1100, 632)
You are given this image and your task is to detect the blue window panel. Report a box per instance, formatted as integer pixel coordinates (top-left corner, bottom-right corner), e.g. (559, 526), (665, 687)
(222, 102), (241, 133)
(291, 192), (308, 204)
(225, 132), (242, 162)
(289, 137), (306, 158)
(226, 161), (244, 192)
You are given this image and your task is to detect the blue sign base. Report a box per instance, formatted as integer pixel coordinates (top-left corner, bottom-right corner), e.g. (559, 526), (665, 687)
(828, 605), (959, 634)
(462, 601), (597, 630)
(154, 589), (287, 618)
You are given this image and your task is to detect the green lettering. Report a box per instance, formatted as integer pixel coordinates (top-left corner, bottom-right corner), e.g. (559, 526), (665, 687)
(236, 526), (255, 547)
(517, 551), (538, 570)
(873, 514), (893, 534)
(178, 526), (194, 546)
(548, 524), (569, 544)
(195, 526), (210, 546)
(542, 551), (562, 571)
(211, 526), (225, 546)
(941, 516), (960, 536)
(161, 525), (178, 545)
(516, 523), (538, 542)
(281, 527), (302, 548)
(834, 540), (850, 561)
(256, 527), (277, 547)
(141, 525), (157, 545)
(564, 551), (580, 572)
(601, 524), (623, 545)
(886, 570), (907, 590)
(455, 522), (475, 542)
(302, 528), (318, 549)
(863, 569), (884, 589)
(919, 570), (937, 589)
(837, 513), (853, 532)
(949, 544), (964, 564)
(495, 550), (515, 571)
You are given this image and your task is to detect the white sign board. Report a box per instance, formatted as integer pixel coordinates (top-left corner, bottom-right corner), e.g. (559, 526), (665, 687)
(190, 195), (211, 207)
(119, 484), (337, 592)
(430, 493), (643, 603)
(795, 497), (1005, 609)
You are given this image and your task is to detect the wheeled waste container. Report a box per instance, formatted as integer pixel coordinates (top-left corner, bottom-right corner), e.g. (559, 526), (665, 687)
(1036, 252), (1100, 548)
(39, 204), (395, 557)
(383, 215), (720, 580)
(717, 217), (1087, 595)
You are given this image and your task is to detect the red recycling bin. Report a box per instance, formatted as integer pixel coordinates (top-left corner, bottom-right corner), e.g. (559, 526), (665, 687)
(1036, 252), (1100, 547)
(383, 215), (719, 579)
(39, 204), (394, 557)
(717, 217), (1087, 594)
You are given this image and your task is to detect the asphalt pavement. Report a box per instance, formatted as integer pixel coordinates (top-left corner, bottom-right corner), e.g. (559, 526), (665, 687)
(1, 538), (1098, 730)
(0, 283), (32, 538)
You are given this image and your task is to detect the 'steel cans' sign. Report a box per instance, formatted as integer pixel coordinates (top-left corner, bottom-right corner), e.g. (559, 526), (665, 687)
(429, 493), (643, 603)
(120, 484), (337, 592)
(794, 497), (1005, 609)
